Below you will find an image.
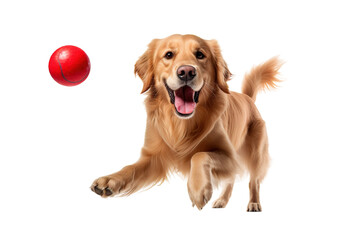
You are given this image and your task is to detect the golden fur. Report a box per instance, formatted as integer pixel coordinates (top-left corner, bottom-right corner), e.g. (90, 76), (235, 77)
(91, 34), (282, 211)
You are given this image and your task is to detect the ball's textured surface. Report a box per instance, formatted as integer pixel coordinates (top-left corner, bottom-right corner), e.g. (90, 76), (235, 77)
(49, 45), (91, 86)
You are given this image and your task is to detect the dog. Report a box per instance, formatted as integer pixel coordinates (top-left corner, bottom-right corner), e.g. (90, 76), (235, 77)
(91, 34), (282, 211)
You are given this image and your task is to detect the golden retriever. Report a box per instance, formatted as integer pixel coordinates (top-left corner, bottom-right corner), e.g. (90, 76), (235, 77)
(91, 34), (282, 211)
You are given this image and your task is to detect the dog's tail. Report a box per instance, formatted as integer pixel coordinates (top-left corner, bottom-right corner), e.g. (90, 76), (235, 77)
(241, 56), (283, 101)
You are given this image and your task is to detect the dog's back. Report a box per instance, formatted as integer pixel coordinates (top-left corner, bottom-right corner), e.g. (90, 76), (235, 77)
(223, 56), (283, 150)
(218, 57), (282, 211)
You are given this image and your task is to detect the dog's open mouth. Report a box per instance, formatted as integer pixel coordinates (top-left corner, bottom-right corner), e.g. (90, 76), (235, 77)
(165, 83), (200, 117)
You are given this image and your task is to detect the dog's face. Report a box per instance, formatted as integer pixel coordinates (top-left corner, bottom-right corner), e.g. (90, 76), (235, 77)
(135, 34), (231, 119)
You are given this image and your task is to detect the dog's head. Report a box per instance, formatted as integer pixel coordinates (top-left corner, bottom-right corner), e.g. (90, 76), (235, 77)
(135, 34), (231, 119)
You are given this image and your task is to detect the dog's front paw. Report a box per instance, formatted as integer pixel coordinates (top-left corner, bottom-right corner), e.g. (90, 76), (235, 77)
(212, 197), (228, 208)
(187, 178), (213, 210)
(90, 175), (125, 197)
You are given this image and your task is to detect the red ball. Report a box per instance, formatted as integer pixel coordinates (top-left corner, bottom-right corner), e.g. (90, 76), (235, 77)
(49, 45), (91, 86)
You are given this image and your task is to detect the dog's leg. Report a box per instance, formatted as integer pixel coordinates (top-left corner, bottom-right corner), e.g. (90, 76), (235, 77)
(187, 152), (213, 210)
(90, 151), (166, 197)
(248, 178), (262, 211)
(212, 178), (235, 208)
(187, 150), (237, 210)
(242, 119), (270, 212)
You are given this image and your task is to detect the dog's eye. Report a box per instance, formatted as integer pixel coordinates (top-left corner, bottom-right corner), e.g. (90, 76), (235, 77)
(195, 51), (205, 59)
(165, 51), (174, 59)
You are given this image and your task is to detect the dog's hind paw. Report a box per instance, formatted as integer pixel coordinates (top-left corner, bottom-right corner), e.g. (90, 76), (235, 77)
(247, 202), (262, 212)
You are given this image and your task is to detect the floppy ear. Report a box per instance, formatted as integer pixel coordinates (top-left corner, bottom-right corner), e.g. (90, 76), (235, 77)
(207, 40), (231, 94)
(134, 39), (158, 94)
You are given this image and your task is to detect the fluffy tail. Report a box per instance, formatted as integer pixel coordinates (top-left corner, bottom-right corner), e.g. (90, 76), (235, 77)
(242, 56), (283, 101)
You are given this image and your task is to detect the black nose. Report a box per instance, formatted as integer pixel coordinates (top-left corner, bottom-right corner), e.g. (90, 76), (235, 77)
(177, 65), (196, 81)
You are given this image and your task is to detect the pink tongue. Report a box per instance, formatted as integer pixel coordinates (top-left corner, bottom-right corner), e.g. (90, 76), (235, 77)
(174, 86), (196, 114)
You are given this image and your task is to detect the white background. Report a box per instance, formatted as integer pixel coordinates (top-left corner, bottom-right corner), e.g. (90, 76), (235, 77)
(1, 0), (359, 239)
